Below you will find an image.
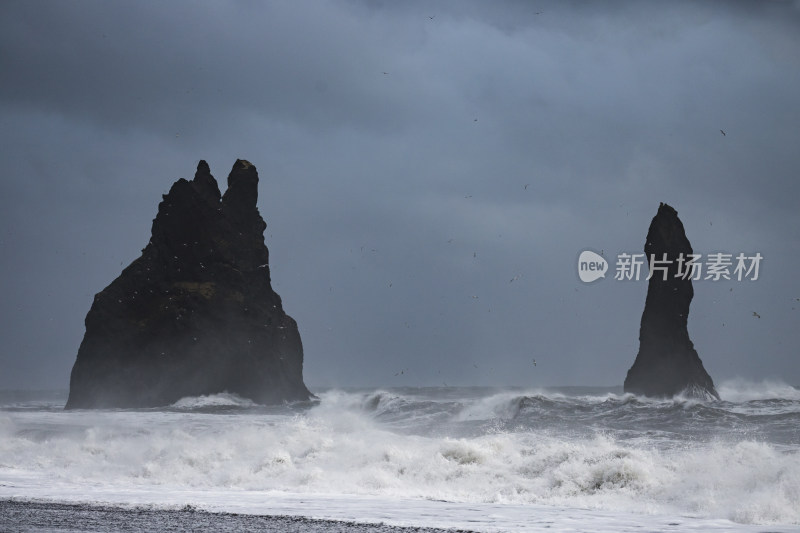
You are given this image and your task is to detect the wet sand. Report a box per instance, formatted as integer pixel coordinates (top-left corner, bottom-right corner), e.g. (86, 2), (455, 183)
(1, 500), (478, 533)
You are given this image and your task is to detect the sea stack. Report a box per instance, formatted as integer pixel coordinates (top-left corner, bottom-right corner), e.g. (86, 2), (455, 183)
(624, 203), (719, 400)
(66, 160), (312, 408)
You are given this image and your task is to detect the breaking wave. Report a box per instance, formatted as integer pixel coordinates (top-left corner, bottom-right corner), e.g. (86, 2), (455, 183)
(171, 392), (257, 410)
(1, 384), (799, 526)
(717, 379), (800, 402)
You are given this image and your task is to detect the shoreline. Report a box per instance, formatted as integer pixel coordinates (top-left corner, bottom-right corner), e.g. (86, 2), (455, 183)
(0, 499), (478, 533)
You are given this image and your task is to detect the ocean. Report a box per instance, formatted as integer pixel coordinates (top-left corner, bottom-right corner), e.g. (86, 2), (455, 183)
(1, 382), (799, 532)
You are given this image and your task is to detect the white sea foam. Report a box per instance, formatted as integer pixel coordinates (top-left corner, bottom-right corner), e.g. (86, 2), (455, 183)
(717, 378), (800, 402)
(171, 392), (257, 409)
(452, 390), (550, 421)
(1, 386), (799, 530)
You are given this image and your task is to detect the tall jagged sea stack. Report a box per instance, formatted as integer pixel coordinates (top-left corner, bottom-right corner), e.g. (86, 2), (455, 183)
(66, 160), (311, 408)
(624, 203), (719, 400)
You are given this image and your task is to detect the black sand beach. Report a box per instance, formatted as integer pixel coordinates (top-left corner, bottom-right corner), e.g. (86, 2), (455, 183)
(0, 500), (478, 533)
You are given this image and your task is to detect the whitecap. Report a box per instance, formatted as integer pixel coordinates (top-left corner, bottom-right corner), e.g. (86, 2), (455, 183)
(170, 392), (257, 409)
(717, 379), (800, 402)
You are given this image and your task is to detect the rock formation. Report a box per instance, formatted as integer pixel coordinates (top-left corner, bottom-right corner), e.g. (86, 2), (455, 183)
(66, 160), (312, 408)
(623, 203), (719, 400)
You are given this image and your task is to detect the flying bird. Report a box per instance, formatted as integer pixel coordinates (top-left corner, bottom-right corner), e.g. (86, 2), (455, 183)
(720, 129), (726, 136)
(532, 359), (537, 366)
(753, 311), (761, 319)
(429, 15), (435, 20)
(524, 184), (529, 190)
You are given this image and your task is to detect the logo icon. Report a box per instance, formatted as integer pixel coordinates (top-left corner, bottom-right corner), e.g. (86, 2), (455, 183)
(578, 250), (608, 283)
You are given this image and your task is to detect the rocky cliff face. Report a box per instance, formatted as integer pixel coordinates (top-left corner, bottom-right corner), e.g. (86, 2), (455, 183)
(66, 160), (312, 408)
(624, 203), (719, 400)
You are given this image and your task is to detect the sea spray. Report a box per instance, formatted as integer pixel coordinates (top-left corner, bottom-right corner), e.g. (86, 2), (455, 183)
(1, 382), (799, 526)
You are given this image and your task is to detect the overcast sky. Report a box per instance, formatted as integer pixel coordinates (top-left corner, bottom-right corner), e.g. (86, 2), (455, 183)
(1, 0), (799, 391)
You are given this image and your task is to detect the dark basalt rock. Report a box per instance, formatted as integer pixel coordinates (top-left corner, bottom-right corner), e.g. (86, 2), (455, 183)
(66, 160), (312, 408)
(624, 203), (719, 400)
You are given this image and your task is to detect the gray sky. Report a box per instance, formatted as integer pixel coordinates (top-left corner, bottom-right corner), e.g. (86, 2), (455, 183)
(1, 0), (799, 391)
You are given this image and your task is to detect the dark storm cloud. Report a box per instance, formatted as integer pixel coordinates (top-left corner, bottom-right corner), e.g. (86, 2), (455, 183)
(1, 1), (442, 136)
(1, 0), (799, 390)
